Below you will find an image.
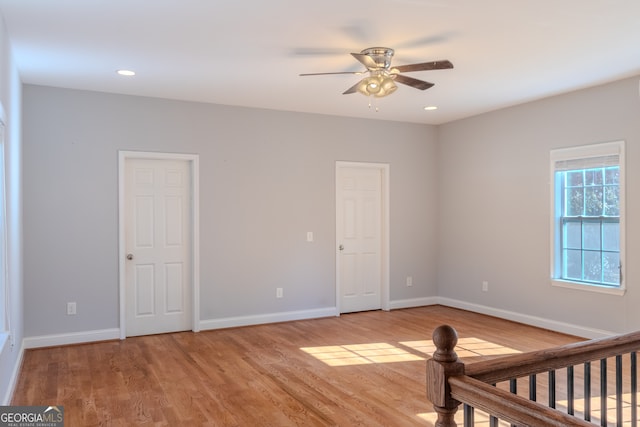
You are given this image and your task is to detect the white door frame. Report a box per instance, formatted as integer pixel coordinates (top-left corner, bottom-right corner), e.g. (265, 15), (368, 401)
(118, 150), (200, 339)
(335, 161), (390, 313)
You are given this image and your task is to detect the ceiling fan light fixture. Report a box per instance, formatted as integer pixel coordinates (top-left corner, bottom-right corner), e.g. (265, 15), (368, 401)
(356, 77), (376, 95)
(378, 76), (397, 96)
(356, 74), (397, 98)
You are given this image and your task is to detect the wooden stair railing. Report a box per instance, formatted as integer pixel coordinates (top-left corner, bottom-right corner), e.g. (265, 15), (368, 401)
(426, 325), (640, 427)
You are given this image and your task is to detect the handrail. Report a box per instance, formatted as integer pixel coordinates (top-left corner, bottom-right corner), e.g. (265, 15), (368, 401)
(448, 375), (593, 426)
(465, 329), (640, 384)
(426, 325), (640, 427)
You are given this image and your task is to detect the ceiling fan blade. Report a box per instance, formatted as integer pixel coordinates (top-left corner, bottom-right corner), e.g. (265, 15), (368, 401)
(299, 71), (365, 76)
(394, 74), (434, 91)
(292, 47), (349, 56)
(350, 52), (379, 69)
(340, 22), (375, 44)
(393, 60), (453, 73)
(342, 81), (361, 95)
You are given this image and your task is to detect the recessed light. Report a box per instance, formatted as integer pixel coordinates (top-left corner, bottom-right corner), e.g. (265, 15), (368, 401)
(424, 106), (438, 111)
(117, 69), (136, 76)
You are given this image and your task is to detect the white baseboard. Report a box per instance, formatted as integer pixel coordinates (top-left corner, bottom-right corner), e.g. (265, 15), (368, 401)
(437, 297), (615, 339)
(23, 328), (121, 349)
(199, 307), (339, 331)
(389, 297), (439, 310)
(1, 341), (24, 405)
(18, 299), (614, 348)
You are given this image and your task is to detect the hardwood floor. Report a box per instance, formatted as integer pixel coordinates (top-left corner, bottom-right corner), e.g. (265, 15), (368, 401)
(12, 306), (585, 426)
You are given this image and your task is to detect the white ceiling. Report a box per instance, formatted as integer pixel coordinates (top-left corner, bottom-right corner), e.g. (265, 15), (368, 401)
(1, 0), (639, 124)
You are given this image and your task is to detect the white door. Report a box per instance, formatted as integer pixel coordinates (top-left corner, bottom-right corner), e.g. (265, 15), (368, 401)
(124, 158), (192, 336)
(336, 163), (387, 313)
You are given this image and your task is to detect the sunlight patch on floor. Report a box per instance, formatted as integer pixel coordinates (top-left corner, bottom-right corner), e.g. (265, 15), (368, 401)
(417, 409), (511, 426)
(401, 337), (521, 358)
(301, 337), (521, 367)
(398, 340), (437, 355)
(300, 342), (424, 366)
(456, 337), (522, 358)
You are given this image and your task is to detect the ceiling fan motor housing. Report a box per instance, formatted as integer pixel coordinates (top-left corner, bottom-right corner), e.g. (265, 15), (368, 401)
(361, 47), (394, 70)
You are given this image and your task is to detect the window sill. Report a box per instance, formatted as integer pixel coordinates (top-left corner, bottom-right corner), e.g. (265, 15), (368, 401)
(552, 279), (626, 296)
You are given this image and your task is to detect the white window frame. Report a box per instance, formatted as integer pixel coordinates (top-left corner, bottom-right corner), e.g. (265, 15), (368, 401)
(550, 140), (626, 295)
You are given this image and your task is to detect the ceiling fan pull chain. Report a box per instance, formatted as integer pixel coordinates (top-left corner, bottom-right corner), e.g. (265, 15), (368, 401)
(368, 96), (380, 112)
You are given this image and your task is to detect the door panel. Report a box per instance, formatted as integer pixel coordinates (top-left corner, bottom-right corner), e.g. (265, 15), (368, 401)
(135, 196), (154, 246)
(135, 264), (155, 316)
(165, 196), (184, 246)
(342, 253), (357, 297)
(165, 262), (184, 313)
(125, 159), (192, 336)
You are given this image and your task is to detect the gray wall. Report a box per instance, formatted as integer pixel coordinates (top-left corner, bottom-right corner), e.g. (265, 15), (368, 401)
(437, 76), (640, 335)
(20, 74), (640, 346)
(23, 85), (439, 337)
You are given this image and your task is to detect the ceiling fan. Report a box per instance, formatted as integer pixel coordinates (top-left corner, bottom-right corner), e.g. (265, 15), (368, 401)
(299, 47), (453, 98)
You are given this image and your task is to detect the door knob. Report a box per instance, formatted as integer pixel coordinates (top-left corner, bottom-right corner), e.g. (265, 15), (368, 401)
(126, 253), (134, 260)
(339, 244), (344, 251)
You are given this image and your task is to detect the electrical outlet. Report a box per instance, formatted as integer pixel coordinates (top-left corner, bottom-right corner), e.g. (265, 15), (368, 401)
(67, 302), (77, 315)
(276, 288), (283, 298)
(306, 232), (313, 242)
(482, 281), (489, 292)
(406, 276), (413, 287)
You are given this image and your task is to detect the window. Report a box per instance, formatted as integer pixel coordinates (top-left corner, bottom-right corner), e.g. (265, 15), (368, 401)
(550, 141), (625, 294)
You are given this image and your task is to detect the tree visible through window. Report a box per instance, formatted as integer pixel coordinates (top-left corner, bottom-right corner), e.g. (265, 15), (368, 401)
(551, 141), (625, 291)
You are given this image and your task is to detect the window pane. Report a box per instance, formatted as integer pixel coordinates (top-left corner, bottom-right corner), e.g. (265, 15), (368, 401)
(603, 252), (620, 285)
(567, 170), (583, 187)
(604, 186), (619, 216)
(583, 251), (602, 282)
(564, 222), (581, 249)
(605, 167), (619, 185)
(602, 222), (619, 251)
(585, 169), (603, 186)
(564, 249), (582, 280)
(566, 188), (583, 216)
(584, 187), (603, 216)
(582, 222), (601, 250)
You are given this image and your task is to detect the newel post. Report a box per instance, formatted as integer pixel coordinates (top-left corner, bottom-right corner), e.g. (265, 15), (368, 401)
(426, 325), (465, 427)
